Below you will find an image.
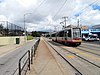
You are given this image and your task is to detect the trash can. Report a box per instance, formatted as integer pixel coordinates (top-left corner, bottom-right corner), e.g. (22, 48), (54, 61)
(16, 38), (20, 44)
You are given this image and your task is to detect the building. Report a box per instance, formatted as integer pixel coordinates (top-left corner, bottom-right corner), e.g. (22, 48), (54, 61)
(91, 24), (100, 38)
(81, 25), (100, 38)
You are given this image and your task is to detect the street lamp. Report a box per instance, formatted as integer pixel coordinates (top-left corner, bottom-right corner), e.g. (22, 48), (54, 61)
(24, 13), (32, 43)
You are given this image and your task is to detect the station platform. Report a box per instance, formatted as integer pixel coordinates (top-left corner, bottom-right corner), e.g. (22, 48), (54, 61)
(26, 38), (65, 75)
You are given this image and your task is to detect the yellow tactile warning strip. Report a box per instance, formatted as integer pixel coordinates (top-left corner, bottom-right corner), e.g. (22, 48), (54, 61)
(67, 55), (75, 58)
(62, 46), (100, 61)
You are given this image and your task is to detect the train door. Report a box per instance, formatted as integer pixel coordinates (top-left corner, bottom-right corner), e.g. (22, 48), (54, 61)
(67, 29), (72, 40)
(64, 30), (67, 40)
(56, 32), (59, 41)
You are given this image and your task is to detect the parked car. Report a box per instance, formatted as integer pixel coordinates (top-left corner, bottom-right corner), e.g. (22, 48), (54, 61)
(82, 34), (99, 41)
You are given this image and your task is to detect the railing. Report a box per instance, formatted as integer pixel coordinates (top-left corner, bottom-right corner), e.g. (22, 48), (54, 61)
(19, 50), (30, 75)
(18, 38), (40, 75)
(31, 38), (40, 64)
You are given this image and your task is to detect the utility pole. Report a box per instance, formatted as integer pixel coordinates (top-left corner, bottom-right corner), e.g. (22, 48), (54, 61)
(77, 19), (80, 27)
(54, 26), (58, 32)
(62, 16), (68, 28)
(24, 13), (32, 43)
(60, 22), (64, 30)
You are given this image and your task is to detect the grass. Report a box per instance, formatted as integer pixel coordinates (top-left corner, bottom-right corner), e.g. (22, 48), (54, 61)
(27, 35), (34, 40)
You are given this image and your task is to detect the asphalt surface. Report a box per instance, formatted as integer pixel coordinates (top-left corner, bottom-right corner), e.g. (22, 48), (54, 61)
(0, 38), (99, 75)
(0, 40), (35, 75)
(47, 39), (100, 75)
(83, 40), (100, 45)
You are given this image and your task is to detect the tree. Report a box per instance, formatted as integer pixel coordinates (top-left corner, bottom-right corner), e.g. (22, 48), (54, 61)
(0, 24), (4, 36)
(32, 31), (41, 37)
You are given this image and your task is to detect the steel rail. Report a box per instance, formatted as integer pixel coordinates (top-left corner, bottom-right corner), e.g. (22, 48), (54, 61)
(51, 41), (100, 68)
(46, 41), (83, 75)
(75, 47), (100, 56)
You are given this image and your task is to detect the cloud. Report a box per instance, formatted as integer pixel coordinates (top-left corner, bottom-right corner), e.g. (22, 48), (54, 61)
(0, 15), (8, 21)
(17, 0), (37, 8)
(0, 0), (100, 32)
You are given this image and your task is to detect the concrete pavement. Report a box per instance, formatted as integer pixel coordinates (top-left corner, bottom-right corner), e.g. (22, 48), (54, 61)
(26, 38), (65, 75)
(0, 37), (67, 75)
(0, 39), (35, 57)
(0, 44), (23, 57)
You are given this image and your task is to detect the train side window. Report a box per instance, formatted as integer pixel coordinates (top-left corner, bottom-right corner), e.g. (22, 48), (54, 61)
(52, 34), (55, 37)
(68, 30), (71, 37)
(57, 32), (59, 37)
(64, 31), (67, 40)
(59, 31), (64, 37)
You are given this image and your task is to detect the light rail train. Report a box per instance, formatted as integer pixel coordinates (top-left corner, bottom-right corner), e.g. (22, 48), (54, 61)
(51, 27), (82, 46)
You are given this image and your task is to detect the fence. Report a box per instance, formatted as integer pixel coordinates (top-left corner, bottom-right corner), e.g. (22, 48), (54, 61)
(19, 50), (30, 75)
(18, 38), (40, 75)
(0, 21), (24, 36)
(31, 38), (40, 64)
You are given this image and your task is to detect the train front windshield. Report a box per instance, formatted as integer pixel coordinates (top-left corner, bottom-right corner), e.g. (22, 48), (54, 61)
(73, 28), (81, 38)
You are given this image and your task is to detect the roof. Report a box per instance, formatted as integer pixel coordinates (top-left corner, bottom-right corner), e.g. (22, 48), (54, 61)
(92, 25), (100, 29)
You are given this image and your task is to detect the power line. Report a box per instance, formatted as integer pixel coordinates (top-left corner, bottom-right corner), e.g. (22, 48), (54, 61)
(66, 0), (99, 26)
(47, 0), (63, 17)
(53, 0), (68, 19)
(46, 0), (68, 27)
(74, 0), (99, 17)
(31, 0), (47, 14)
(81, 0), (98, 12)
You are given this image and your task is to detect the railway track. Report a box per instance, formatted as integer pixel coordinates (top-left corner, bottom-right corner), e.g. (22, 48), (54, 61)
(46, 41), (83, 75)
(61, 46), (100, 68)
(73, 43), (100, 57)
(75, 47), (100, 56)
(80, 43), (100, 48)
(53, 41), (100, 68)
(46, 40), (100, 75)
(79, 45), (100, 51)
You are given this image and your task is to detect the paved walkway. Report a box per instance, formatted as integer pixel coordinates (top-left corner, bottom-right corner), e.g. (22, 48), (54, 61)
(0, 40), (34, 57)
(0, 44), (23, 57)
(26, 38), (64, 75)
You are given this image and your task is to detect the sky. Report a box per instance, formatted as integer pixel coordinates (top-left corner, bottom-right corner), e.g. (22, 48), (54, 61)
(0, 0), (100, 32)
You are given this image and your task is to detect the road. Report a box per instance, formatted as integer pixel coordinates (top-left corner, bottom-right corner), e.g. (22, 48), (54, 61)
(0, 38), (100, 75)
(46, 39), (100, 75)
(0, 40), (35, 75)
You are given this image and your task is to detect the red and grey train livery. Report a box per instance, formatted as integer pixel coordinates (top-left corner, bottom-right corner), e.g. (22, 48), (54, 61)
(51, 27), (82, 46)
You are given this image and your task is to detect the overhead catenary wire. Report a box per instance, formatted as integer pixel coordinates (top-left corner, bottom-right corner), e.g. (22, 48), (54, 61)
(38, 0), (69, 31)
(34, 0), (67, 19)
(46, 0), (64, 17)
(52, 0), (68, 19)
(24, 0), (47, 29)
(31, 0), (47, 14)
(25, 0), (69, 32)
(79, 0), (99, 14)
(71, 0), (99, 18)
(27, 0), (99, 31)
(67, 0), (99, 26)
(51, 0), (98, 26)
(46, 0), (68, 26)
(79, 0), (99, 25)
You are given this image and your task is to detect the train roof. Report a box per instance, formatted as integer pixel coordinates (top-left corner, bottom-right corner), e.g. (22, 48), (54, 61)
(60, 27), (80, 31)
(51, 25), (80, 34)
(51, 27), (81, 34)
